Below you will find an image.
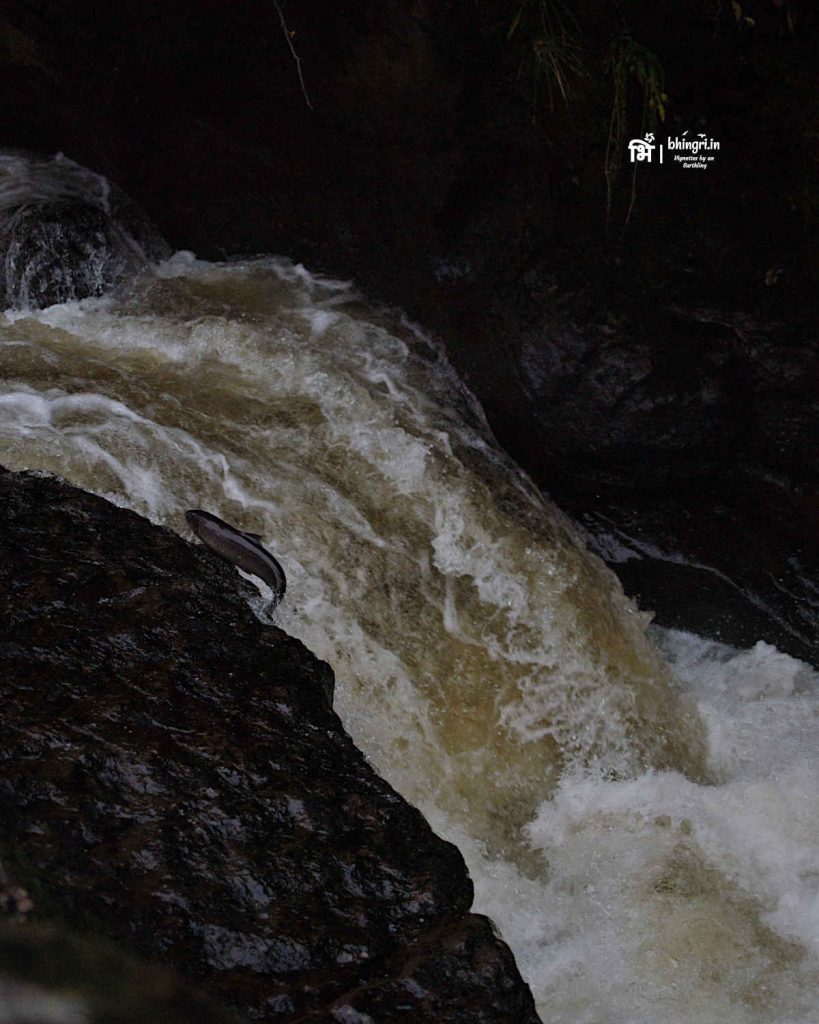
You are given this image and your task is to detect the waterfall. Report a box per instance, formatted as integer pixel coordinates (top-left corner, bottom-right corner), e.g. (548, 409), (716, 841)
(2, 156), (818, 1023)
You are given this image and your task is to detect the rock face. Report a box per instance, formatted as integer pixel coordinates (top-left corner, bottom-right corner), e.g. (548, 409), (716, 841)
(498, 299), (819, 665)
(0, 467), (540, 1023)
(0, 153), (171, 309)
(0, 200), (128, 308)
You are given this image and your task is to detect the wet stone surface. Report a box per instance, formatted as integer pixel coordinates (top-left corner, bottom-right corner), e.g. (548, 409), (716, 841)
(575, 493), (819, 667)
(0, 191), (169, 309)
(0, 467), (540, 1023)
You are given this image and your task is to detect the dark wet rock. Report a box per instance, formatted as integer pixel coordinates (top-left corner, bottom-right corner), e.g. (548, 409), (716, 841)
(0, 467), (540, 1023)
(442, 291), (818, 503)
(0, 151), (170, 308)
(523, 301), (818, 665)
(574, 490), (819, 666)
(0, 200), (124, 307)
(0, 195), (170, 309)
(296, 916), (533, 1022)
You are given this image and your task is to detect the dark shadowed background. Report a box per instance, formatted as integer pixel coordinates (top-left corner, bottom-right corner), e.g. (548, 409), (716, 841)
(1, 0), (816, 660)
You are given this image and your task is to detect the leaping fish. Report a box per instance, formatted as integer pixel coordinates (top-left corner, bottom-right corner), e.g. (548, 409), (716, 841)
(185, 509), (287, 605)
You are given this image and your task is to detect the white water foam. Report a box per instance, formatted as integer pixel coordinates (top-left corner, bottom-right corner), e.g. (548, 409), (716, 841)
(437, 631), (819, 1023)
(0, 151), (112, 214)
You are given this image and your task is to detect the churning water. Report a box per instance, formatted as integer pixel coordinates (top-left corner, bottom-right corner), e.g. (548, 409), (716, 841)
(2, 172), (818, 1022)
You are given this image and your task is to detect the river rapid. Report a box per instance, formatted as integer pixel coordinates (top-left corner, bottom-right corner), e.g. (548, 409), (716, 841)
(1, 172), (818, 1022)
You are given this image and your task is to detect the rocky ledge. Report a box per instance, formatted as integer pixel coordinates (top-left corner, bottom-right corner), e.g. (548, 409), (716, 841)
(0, 467), (540, 1023)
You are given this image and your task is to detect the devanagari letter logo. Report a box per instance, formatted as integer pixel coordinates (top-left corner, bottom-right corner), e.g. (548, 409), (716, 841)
(628, 136), (655, 163)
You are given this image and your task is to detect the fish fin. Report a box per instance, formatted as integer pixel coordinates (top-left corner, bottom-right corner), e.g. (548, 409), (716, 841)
(243, 531), (263, 541)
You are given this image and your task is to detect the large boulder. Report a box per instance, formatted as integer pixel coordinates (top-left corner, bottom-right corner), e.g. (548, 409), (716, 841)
(498, 299), (818, 665)
(0, 467), (539, 1023)
(0, 199), (129, 307)
(0, 150), (170, 308)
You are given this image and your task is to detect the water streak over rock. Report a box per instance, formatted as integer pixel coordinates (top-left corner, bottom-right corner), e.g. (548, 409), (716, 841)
(0, 151), (170, 308)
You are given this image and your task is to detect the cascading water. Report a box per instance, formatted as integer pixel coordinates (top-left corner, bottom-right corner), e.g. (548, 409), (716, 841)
(2, 159), (818, 1023)
(0, 150), (169, 308)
